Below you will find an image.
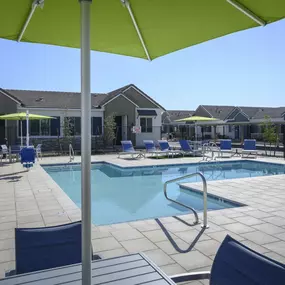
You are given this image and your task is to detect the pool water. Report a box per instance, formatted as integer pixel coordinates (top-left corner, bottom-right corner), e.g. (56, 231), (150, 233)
(43, 160), (285, 225)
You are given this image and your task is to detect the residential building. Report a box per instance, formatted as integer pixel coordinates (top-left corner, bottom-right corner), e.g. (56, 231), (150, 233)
(0, 84), (165, 149)
(164, 105), (285, 141)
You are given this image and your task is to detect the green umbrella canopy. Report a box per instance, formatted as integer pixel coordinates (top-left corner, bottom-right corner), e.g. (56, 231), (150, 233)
(0, 112), (54, 120)
(0, 0), (284, 60)
(176, 116), (219, 122)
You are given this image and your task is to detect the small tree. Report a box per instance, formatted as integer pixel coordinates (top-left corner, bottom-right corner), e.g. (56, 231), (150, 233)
(262, 115), (277, 156)
(103, 113), (116, 147)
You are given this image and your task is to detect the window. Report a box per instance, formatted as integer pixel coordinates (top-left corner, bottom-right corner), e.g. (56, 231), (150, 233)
(18, 117), (61, 137)
(51, 117), (60, 136)
(65, 117), (81, 136)
(30, 120), (40, 136)
(40, 119), (50, 136)
(140, 117), (152, 133)
(228, 125), (232, 132)
(92, 117), (102, 135)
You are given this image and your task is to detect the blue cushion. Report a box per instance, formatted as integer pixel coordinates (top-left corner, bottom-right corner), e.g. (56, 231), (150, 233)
(220, 140), (232, 150)
(179, 140), (192, 151)
(210, 235), (285, 285)
(244, 139), (256, 150)
(20, 147), (35, 164)
(158, 141), (170, 151)
(15, 221), (82, 274)
(144, 141), (156, 151)
(121, 141), (135, 152)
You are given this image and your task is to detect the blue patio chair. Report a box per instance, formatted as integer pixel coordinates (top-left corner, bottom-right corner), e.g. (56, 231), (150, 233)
(157, 140), (182, 158)
(20, 147), (36, 169)
(8, 221), (99, 276)
(219, 139), (233, 157)
(242, 139), (258, 158)
(179, 140), (201, 156)
(170, 235), (285, 285)
(143, 140), (168, 158)
(118, 140), (144, 158)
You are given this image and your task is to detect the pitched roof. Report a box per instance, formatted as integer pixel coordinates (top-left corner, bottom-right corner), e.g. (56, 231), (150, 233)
(200, 105), (235, 120)
(1, 84), (165, 110)
(162, 110), (195, 124)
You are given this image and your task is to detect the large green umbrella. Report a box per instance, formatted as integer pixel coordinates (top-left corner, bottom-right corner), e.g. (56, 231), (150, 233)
(176, 116), (218, 140)
(176, 116), (219, 122)
(0, 111), (54, 147)
(0, 1), (284, 283)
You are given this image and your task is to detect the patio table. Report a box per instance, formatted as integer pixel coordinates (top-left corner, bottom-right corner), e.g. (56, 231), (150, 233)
(0, 253), (175, 285)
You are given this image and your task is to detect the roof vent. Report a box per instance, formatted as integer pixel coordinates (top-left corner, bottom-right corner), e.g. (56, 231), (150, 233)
(35, 97), (44, 102)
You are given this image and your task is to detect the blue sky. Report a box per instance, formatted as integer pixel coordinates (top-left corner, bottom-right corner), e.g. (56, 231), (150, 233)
(0, 20), (284, 111)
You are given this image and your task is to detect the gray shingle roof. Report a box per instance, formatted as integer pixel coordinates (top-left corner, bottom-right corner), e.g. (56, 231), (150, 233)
(162, 110), (195, 124)
(3, 89), (106, 109)
(2, 84), (165, 110)
(200, 105), (235, 120)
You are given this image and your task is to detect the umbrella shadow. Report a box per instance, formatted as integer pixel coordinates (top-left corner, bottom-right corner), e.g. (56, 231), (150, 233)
(0, 170), (27, 182)
(155, 217), (206, 254)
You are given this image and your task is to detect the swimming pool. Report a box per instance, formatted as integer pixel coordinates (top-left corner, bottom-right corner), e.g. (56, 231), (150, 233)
(43, 160), (285, 225)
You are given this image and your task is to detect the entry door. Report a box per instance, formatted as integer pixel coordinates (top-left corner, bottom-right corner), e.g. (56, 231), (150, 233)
(234, 126), (240, 139)
(115, 116), (122, 145)
(0, 120), (5, 144)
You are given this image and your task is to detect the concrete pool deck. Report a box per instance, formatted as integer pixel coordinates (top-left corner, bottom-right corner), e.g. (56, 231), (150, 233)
(1, 155), (285, 285)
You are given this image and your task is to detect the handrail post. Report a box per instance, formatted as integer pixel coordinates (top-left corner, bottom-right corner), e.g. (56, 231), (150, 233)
(200, 174), (209, 229)
(163, 172), (209, 229)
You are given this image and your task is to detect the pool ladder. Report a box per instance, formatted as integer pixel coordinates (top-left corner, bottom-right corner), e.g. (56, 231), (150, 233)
(69, 144), (75, 162)
(163, 172), (209, 229)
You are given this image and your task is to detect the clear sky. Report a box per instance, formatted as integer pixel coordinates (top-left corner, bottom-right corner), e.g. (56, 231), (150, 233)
(0, 19), (284, 111)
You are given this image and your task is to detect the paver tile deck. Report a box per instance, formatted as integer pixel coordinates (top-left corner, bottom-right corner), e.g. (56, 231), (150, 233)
(1, 154), (285, 278)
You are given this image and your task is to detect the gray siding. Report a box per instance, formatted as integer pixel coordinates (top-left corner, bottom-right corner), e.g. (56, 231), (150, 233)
(124, 88), (158, 108)
(233, 113), (249, 122)
(0, 93), (18, 145)
(104, 95), (136, 126)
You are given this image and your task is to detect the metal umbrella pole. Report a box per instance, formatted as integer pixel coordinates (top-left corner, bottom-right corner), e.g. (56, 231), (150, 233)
(26, 110), (29, 147)
(80, 0), (92, 284)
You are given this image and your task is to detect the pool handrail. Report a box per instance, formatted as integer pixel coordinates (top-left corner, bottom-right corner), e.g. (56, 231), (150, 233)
(69, 144), (75, 162)
(163, 172), (209, 228)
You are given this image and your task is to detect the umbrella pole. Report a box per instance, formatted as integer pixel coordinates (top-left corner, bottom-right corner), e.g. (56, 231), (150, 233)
(20, 120), (23, 147)
(80, 1), (92, 285)
(26, 110), (29, 147)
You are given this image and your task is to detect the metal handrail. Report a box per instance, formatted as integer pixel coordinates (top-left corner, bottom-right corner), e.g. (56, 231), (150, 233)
(69, 144), (75, 162)
(163, 172), (208, 228)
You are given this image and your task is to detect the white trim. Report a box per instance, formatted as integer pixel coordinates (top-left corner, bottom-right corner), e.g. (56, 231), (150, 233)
(225, 107), (240, 120)
(101, 93), (139, 107)
(124, 85), (165, 110)
(200, 105), (213, 118)
(139, 116), (153, 134)
(226, 109), (249, 122)
(0, 89), (22, 105)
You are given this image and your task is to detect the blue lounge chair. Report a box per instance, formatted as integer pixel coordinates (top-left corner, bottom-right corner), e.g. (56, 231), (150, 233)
(118, 140), (144, 158)
(242, 139), (258, 158)
(157, 140), (183, 158)
(179, 140), (202, 156)
(20, 147), (36, 169)
(8, 221), (99, 275)
(170, 235), (285, 284)
(219, 139), (233, 157)
(143, 140), (169, 158)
